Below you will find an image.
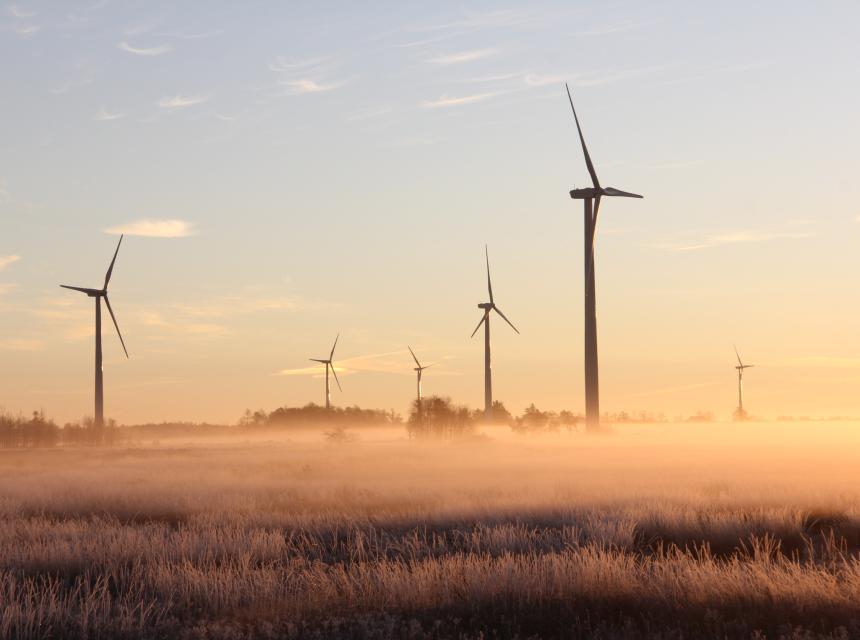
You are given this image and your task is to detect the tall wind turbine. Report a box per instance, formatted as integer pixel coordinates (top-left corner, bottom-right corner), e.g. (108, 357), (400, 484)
(60, 235), (129, 428)
(471, 246), (519, 420)
(733, 345), (754, 420)
(566, 83), (643, 431)
(408, 346), (433, 405)
(310, 334), (341, 410)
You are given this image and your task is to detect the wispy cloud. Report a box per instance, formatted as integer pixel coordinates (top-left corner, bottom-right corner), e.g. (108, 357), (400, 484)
(14, 24), (40, 36)
(158, 94), (209, 109)
(139, 312), (227, 339)
(269, 56), (332, 73)
(427, 48), (499, 65)
(0, 283), (18, 295)
(118, 41), (173, 56)
(268, 55), (349, 97)
(422, 91), (503, 109)
(0, 255), (21, 271)
(104, 219), (196, 238)
(659, 230), (813, 252)
(277, 349), (417, 377)
(524, 72), (565, 87)
(282, 79), (342, 95)
(93, 107), (125, 121)
(7, 5), (36, 18)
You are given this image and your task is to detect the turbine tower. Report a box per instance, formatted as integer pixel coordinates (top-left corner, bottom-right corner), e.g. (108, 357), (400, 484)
(733, 345), (754, 420)
(60, 235), (129, 428)
(470, 246), (519, 420)
(408, 346), (433, 405)
(310, 334), (341, 410)
(566, 84), (643, 431)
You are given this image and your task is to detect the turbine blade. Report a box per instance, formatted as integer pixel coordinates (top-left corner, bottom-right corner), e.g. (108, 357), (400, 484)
(493, 306), (520, 334)
(330, 362), (342, 391)
(470, 313), (487, 338)
(587, 196), (601, 284)
(565, 83), (601, 190)
(310, 358), (328, 363)
(329, 333), (339, 360)
(733, 345), (743, 367)
(103, 234), (123, 290)
(408, 345), (421, 368)
(602, 187), (643, 199)
(60, 285), (100, 295)
(103, 295), (128, 358)
(485, 245), (494, 304)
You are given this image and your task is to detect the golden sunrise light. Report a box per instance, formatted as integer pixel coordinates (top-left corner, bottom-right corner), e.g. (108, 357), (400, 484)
(1, 2), (860, 638)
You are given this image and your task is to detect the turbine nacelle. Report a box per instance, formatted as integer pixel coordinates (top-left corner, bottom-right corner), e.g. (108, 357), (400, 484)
(569, 187), (643, 200)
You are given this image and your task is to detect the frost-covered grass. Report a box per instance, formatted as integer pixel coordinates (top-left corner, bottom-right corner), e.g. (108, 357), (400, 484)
(0, 422), (859, 639)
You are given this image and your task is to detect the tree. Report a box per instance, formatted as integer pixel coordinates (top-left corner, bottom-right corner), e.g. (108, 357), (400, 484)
(408, 396), (475, 439)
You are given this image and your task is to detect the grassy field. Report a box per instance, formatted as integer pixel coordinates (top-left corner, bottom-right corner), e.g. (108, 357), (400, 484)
(1, 421), (860, 639)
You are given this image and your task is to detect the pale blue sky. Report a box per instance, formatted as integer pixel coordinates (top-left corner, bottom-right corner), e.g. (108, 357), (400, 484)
(1, 1), (859, 423)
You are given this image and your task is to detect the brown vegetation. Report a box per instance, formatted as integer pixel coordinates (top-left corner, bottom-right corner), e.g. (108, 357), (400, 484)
(0, 422), (859, 638)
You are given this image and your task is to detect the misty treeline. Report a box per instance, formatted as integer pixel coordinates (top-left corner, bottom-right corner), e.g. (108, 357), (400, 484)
(0, 412), (119, 448)
(0, 402), (711, 449)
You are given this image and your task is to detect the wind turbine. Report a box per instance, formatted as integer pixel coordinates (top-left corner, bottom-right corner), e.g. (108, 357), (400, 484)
(733, 345), (754, 420)
(60, 234), (129, 428)
(310, 334), (341, 410)
(408, 346), (433, 404)
(470, 246), (519, 420)
(566, 83), (643, 431)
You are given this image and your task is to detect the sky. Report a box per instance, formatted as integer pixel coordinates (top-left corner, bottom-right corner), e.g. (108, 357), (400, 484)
(1, 1), (860, 424)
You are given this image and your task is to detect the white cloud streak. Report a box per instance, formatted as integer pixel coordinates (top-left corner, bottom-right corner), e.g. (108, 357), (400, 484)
(118, 41), (173, 56)
(104, 219), (196, 238)
(427, 48), (499, 65)
(14, 24), (40, 36)
(422, 91), (503, 109)
(158, 94), (209, 109)
(0, 255), (21, 271)
(282, 79), (341, 95)
(93, 107), (125, 121)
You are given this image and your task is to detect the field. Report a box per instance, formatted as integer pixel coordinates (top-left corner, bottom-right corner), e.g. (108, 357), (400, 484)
(2, 422), (860, 639)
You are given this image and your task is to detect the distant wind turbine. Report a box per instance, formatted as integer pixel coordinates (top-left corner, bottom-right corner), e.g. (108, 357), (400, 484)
(60, 235), (129, 428)
(408, 346), (433, 405)
(566, 83), (643, 431)
(471, 246), (519, 420)
(733, 345), (754, 420)
(310, 335), (341, 410)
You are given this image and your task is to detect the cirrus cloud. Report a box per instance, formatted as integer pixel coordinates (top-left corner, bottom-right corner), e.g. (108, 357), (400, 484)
(158, 94), (209, 109)
(0, 255), (21, 271)
(104, 219), (196, 238)
(118, 41), (173, 56)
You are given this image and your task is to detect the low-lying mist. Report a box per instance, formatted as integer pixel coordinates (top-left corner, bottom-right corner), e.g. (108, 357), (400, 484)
(2, 420), (860, 639)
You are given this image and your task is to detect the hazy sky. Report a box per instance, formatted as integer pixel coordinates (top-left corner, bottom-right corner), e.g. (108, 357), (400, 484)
(2, 1), (859, 424)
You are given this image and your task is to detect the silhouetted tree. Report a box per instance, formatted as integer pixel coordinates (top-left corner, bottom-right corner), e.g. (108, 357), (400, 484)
(408, 396), (475, 439)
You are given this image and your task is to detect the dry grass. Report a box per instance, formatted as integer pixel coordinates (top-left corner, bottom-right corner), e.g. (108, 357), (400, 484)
(1, 422), (860, 638)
